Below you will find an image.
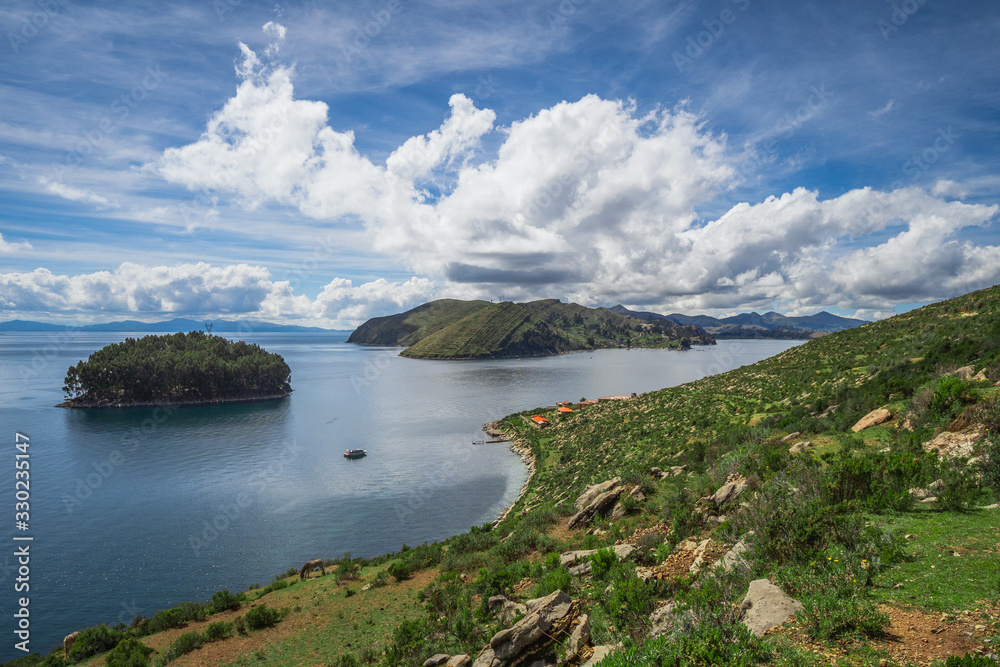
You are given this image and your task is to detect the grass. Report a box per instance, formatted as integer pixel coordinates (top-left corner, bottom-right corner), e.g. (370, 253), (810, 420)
(873, 507), (1000, 612)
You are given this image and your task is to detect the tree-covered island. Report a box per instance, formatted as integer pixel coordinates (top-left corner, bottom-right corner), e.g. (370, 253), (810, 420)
(58, 331), (292, 408)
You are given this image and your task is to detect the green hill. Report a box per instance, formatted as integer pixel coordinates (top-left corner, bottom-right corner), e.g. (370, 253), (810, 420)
(24, 286), (1000, 667)
(354, 298), (715, 359)
(346, 298), (491, 346)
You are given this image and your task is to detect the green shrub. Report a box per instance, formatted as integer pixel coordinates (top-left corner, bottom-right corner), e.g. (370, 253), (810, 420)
(203, 621), (234, 642)
(233, 615), (247, 636)
(600, 623), (770, 667)
(936, 457), (981, 510)
(604, 565), (654, 630)
(532, 566), (572, 598)
(66, 625), (124, 662)
(335, 552), (360, 581)
(334, 655), (359, 667)
(387, 560), (411, 582)
(161, 632), (204, 663)
(242, 604), (281, 631)
(823, 449), (923, 512)
(381, 618), (426, 666)
(926, 375), (977, 423)
(589, 548), (618, 581)
(104, 638), (153, 667)
(981, 435), (1000, 500)
(210, 589), (241, 613)
(260, 579), (289, 595)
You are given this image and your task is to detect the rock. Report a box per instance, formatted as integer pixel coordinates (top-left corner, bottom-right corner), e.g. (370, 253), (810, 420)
(713, 539), (750, 572)
(566, 614), (591, 662)
(952, 366), (975, 380)
(488, 595), (527, 623)
(610, 502), (626, 521)
(739, 579), (804, 637)
(818, 404), (839, 419)
(425, 655), (451, 667)
(851, 408), (892, 432)
(908, 487), (933, 500)
(923, 429), (983, 459)
(789, 440), (812, 454)
(581, 645), (616, 667)
(700, 476), (748, 510)
(649, 602), (677, 638)
(981, 503), (1000, 510)
(920, 496), (938, 503)
(445, 655), (471, 667)
(561, 545), (636, 575)
(972, 370), (989, 382)
(670, 465), (687, 476)
(569, 485), (625, 529)
(688, 538), (716, 574)
(780, 432), (801, 443)
(650, 467), (667, 479)
(574, 478), (621, 511)
(476, 590), (576, 666)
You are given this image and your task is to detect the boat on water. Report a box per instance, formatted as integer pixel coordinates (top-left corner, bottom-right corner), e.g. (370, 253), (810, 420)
(344, 448), (367, 459)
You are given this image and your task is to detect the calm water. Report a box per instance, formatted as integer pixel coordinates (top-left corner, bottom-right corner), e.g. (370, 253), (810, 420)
(0, 332), (799, 659)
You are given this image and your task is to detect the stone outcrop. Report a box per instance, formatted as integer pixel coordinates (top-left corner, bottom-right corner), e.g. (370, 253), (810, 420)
(472, 590), (577, 667)
(561, 544), (636, 576)
(425, 655), (451, 667)
(649, 602), (677, 638)
(699, 475), (748, 512)
(569, 479), (626, 529)
(851, 408), (892, 432)
(923, 428), (984, 459)
(446, 656), (471, 667)
(565, 614), (591, 662)
(713, 538), (751, 572)
(788, 440), (812, 455)
(488, 595), (527, 623)
(739, 579), (803, 637)
(581, 645), (616, 666)
(952, 366), (975, 380)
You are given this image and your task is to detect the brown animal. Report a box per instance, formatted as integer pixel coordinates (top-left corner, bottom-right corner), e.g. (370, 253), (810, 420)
(64, 631), (80, 654)
(300, 559), (324, 579)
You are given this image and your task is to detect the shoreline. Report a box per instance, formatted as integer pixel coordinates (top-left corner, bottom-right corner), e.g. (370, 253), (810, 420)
(485, 420), (537, 526)
(55, 391), (292, 409)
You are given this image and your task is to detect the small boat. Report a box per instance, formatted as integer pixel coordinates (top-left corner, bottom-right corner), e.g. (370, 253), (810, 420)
(344, 448), (367, 459)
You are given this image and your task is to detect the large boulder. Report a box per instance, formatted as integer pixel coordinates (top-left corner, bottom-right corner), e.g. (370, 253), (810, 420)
(569, 486), (625, 529)
(649, 602), (677, 638)
(473, 590), (576, 667)
(699, 476), (748, 511)
(851, 408), (892, 432)
(574, 478), (621, 511)
(923, 428), (983, 459)
(739, 579), (803, 637)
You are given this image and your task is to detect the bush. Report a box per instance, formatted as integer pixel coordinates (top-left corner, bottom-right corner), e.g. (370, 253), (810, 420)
(104, 638), (153, 667)
(940, 654), (1000, 666)
(926, 375), (977, 423)
(600, 624), (770, 667)
(161, 632), (204, 663)
(66, 625), (124, 662)
(387, 560), (411, 582)
(210, 589), (241, 613)
(260, 579), (289, 595)
(233, 616), (246, 636)
(604, 565), (654, 631)
(936, 457), (981, 511)
(823, 449), (923, 513)
(242, 604), (281, 631)
(532, 566), (572, 598)
(333, 655), (359, 667)
(335, 552), (360, 581)
(203, 621), (234, 642)
(381, 619), (426, 666)
(588, 548), (618, 580)
(981, 435), (1000, 500)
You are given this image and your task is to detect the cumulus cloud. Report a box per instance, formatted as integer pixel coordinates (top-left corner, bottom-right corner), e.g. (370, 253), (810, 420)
(0, 263), (437, 328)
(147, 39), (1000, 318)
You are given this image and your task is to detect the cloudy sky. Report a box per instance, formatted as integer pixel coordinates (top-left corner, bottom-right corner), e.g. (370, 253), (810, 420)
(1, 0), (999, 328)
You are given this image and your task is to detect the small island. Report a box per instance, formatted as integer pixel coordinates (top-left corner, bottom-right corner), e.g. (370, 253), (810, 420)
(58, 331), (292, 408)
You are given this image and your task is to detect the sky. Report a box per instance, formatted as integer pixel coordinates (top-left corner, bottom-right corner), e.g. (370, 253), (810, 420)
(1, 0), (999, 328)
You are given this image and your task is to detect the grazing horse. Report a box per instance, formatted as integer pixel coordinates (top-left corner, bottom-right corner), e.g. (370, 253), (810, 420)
(64, 631), (80, 654)
(300, 559), (324, 580)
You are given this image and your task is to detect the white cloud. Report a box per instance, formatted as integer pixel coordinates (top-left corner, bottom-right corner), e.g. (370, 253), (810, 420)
(39, 178), (112, 207)
(932, 179), (968, 199)
(867, 99), (895, 119)
(0, 263), (437, 328)
(0, 232), (32, 253)
(147, 41), (1000, 318)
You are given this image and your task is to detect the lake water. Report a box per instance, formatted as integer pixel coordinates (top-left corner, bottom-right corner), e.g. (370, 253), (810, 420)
(0, 331), (799, 660)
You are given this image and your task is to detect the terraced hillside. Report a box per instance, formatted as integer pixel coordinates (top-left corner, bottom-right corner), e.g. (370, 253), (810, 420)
(14, 285), (1000, 667)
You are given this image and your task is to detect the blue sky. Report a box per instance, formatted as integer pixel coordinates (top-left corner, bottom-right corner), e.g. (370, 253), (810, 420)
(1, 0), (998, 327)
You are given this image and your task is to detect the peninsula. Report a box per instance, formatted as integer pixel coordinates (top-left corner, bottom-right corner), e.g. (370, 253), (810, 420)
(57, 331), (292, 408)
(348, 298), (715, 359)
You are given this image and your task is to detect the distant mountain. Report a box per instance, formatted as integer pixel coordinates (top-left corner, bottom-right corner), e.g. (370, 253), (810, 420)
(0, 318), (338, 333)
(609, 305), (868, 338)
(350, 299), (715, 359)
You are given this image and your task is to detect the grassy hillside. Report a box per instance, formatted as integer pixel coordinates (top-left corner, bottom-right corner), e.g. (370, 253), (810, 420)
(346, 299), (490, 346)
(14, 286), (1000, 667)
(399, 299), (713, 359)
